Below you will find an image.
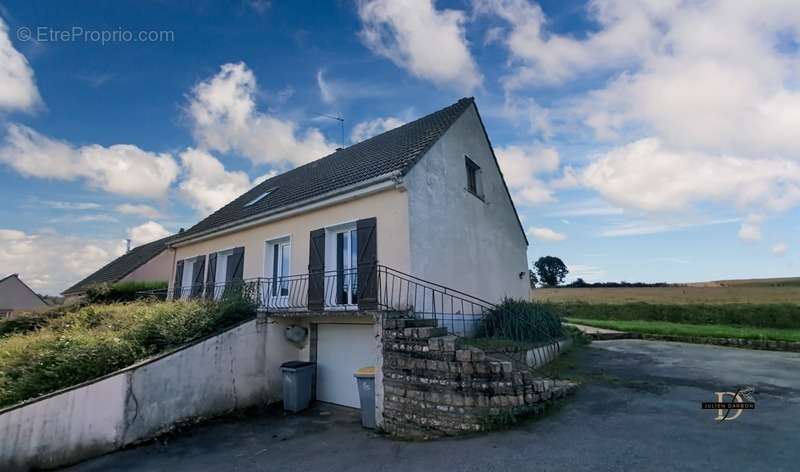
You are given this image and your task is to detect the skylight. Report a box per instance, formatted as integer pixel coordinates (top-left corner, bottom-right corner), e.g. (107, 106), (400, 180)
(244, 189), (273, 207)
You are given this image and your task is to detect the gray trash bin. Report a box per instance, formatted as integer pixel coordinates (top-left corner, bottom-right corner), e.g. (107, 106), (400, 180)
(281, 361), (315, 413)
(354, 367), (376, 429)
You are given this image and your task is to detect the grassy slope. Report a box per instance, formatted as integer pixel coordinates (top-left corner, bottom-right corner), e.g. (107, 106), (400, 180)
(567, 318), (800, 343)
(0, 298), (255, 409)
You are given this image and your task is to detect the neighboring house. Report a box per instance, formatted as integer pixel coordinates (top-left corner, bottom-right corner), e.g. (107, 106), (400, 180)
(166, 97), (530, 408)
(62, 234), (176, 299)
(0, 274), (48, 316)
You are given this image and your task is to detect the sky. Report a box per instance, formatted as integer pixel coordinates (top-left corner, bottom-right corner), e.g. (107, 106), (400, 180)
(0, 0), (798, 295)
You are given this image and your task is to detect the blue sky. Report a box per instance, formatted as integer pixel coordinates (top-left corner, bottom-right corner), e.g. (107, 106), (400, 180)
(0, 0), (798, 294)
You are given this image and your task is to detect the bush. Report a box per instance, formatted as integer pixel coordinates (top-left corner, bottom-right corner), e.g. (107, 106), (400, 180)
(0, 303), (86, 338)
(475, 299), (564, 344)
(0, 296), (256, 408)
(85, 280), (168, 304)
(549, 302), (800, 329)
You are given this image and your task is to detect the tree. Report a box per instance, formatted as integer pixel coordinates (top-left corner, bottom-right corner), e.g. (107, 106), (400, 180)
(534, 256), (568, 287)
(528, 269), (538, 289)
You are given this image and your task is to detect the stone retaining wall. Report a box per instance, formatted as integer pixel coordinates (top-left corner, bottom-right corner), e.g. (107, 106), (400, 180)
(380, 317), (575, 439)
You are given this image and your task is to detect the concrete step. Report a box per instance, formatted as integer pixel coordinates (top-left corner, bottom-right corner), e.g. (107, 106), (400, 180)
(384, 318), (439, 329)
(403, 326), (448, 339)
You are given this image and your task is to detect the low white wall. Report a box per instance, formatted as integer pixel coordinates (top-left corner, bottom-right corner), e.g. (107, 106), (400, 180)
(0, 318), (291, 471)
(525, 338), (573, 368)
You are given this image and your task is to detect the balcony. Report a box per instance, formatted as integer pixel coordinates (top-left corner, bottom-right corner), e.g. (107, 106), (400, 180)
(144, 265), (493, 336)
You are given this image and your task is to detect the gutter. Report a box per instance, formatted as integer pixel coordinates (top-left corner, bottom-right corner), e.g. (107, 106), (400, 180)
(169, 171), (404, 248)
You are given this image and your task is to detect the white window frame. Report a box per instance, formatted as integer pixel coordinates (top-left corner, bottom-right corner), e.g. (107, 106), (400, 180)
(265, 236), (291, 307)
(211, 248), (235, 300)
(324, 221), (358, 309)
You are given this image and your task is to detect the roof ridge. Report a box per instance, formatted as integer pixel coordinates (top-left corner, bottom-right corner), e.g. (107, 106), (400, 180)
(251, 97), (475, 190)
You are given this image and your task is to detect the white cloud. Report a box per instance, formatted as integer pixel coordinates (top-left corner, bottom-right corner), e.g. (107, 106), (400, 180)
(527, 226), (566, 242)
(128, 221), (170, 246)
(115, 203), (163, 219)
(0, 17), (41, 111)
(42, 200), (102, 211)
(0, 124), (179, 199)
(567, 264), (607, 282)
(357, 0), (482, 92)
(177, 148), (255, 215)
(544, 199), (624, 218)
(187, 62), (335, 168)
(0, 228), (125, 295)
(316, 69), (335, 104)
(474, 0), (667, 87)
(580, 138), (800, 213)
(600, 217), (739, 238)
(738, 214), (763, 242)
(48, 214), (119, 224)
(350, 116), (406, 143)
(481, 0), (800, 242)
(771, 242), (788, 257)
(495, 145), (560, 205)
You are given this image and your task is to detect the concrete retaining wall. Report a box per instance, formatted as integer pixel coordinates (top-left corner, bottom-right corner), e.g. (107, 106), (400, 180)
(0, 317), (287, 471)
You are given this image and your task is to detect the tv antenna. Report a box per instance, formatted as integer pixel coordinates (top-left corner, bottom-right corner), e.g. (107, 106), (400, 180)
(314, 112), (345, 149)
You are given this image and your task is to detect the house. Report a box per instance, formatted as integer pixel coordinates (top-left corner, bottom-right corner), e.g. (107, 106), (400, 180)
(61, 234), (176, 299)
(0, 274), (48, 316)
(165, 97), (529, 409)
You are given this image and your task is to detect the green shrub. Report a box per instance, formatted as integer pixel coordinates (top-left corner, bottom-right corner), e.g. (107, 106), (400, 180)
(0, 295), (256, 408)
(85, 280), (168, 304)
(475, 298), (564, 344)
(0, 303), (86, 338)
(549, 302), (800, 329)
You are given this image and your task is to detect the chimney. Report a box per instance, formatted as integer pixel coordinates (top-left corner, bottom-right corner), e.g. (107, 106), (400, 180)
(125, 239), (132, 253)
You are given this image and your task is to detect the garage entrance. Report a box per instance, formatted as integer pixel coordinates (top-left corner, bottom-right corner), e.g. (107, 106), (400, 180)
(316, 323), (376, 408)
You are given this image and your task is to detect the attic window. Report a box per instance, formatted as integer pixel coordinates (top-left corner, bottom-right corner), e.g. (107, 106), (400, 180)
(465, 156), (482, 197)
(244, 189), (273, 207)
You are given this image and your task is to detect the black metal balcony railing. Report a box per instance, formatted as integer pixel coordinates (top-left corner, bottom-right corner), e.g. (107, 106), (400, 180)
(141, 265), (559, 349)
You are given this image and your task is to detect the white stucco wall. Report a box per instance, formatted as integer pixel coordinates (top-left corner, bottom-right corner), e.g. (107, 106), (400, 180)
(170, 188), (410, 289)
(404, 104), (529, 302)
(0, 318), (291, 471)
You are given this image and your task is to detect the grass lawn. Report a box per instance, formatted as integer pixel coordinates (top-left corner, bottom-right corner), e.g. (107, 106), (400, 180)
(567, 318), (800, 343)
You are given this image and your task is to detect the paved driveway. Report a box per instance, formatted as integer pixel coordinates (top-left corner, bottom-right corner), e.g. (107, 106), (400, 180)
(66, 340), (800, 472)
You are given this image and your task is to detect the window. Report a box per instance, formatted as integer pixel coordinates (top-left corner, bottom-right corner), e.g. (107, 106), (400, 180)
(324, 223), (358, 307)
(266, 238), (291, 302)
(465, 156), (481, 197)
(180, 259), (194, 299)
(271, 242), (290, 296)
(244, 189), (273, 207)
(336, 229), (358, 306)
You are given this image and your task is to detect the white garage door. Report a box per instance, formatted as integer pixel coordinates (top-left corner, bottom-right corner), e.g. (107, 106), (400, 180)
(316, 324), (376, 408)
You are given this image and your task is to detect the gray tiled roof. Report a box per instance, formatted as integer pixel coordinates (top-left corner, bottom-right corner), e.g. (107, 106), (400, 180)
(61, 234), (176, 295)
(174, 97), (475, 241)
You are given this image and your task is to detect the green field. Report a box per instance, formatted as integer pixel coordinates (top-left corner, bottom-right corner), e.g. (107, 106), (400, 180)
(534, 277), (800, 305)
(538, 277), (800, 345)
(567, 318), (800, 343)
